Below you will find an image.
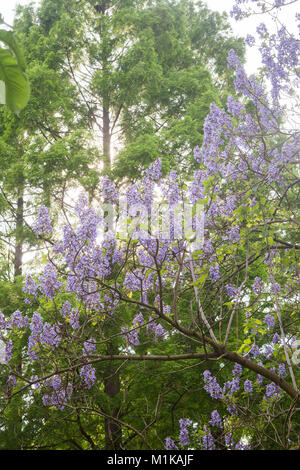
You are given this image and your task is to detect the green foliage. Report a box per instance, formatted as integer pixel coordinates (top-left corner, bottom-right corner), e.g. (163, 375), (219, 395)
(0, 26), (30, 113)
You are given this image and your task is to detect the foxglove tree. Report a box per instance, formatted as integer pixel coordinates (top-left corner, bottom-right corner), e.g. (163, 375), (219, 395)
(0, 0), (299, 451)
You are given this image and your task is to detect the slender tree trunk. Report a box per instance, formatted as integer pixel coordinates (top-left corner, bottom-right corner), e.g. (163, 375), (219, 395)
(100, 4), (121, 448)
(8, 184), (24, 449)
(14, 189), (24, 278)
(104, 343), (122, 450)
(103, 103), (111, 172)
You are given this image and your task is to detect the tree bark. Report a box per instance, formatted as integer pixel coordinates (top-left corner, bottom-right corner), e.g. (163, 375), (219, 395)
(103, 103), (111, 172)
(103, 343), (122, 450)
(14, 189), (24, 278)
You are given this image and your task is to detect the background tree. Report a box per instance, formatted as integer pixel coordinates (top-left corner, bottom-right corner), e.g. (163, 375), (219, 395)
(4, 0), (246, 449)
(1, 0), (298, 451)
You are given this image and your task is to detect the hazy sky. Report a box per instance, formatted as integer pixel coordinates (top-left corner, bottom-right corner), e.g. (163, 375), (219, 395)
(1, 0), (299, 74)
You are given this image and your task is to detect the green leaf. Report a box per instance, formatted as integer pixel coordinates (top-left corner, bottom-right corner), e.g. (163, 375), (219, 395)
(0, 29), (30, 113)
(0, 30), (26, 71)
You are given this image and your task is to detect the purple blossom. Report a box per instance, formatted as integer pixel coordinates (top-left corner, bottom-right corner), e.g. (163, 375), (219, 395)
(265, 382), (282, 400)
(232, 363), (243, 377)
(203, 426), (215, 450)
(278, 363), (286, 377)
(0, 311), (6, 330)
(162, 170), (180, 207)
(144, 158), (162, 181)
(235, 441), (251, 450)
(270, 280), (281, 294)
(223, 226), (240, 244)
(41, 322), (61, 347)
(227, 49), (242, 68)
(7, 375), (17, 389)
(264, 314), (275, 329)
(83, 338), (96, 356)
(244, 379), (253, 394)
(80, 364), (96, 389)
(38, 263), (63, 299)
(30, 311), (43, 336)
(245, 34), (255, 47)
(272, 333), (281, 344)
(33, 206), (52, 236)
(249, 344), (259, 359)
(102, 176), (119, 204)
(203, 370), (223, 400)
(69, 308), (80, 330)
(225, 284), (238, 297)
(60, 301), (72, 317)
(209, 410), (222, 428)
(5, 340), (13, 363)
(133, 313), (144, 326)
(123, 270), (142, 292)
(193, 145), (202, 162)
(23, 274), (38, 297)
(263, 344), (274, 359)
(189, 170), (204, 204)
(50, 375), (62, 391)
(178, 418), (191, 446)
(121, 326), (140, 347)
(30, 375), (41, 390)
(227, 95), (245, 117)
(256, 373), (263, 386)
(9, 310), (28, 329)
(165, 437), (178, 450)
(226, 377), (240, 394)
(209, 264), (221, 282)
(252, 276), (263, 294)
(225, 433), (235, 448)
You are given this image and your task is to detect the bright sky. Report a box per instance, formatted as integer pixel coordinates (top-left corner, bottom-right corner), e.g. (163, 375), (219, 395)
(1, 0), (299, 74)
(1, 0), (36, 25)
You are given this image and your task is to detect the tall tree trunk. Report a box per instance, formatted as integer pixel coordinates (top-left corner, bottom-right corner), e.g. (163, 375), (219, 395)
(8, 184), (24, 449)
(100, 3), (121, 448)
(14, 189), (24, 278)
(104, 342), (122, 450)
(103, 103), (111, 172)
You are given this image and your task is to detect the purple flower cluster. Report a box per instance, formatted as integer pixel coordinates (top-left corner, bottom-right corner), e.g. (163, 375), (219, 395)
(60, 302), (80, 330)
(33, 206), (52, 236)
(27, 311), (61, 360)
(41, 322), (61, 347)
(23, 274), (39, 297)
(123, 270), (142, 292)
(209, 410), (222, 428)
(225, 284), (238, 297)
(178, 418), (192, 446)
(203, 426), (215, 450)
(7, 375), (17, 389)
(203, 370), (223, 400)
(264, 314), (275, 329)
(244, 379), (253, 394)
(209, 264), (221, 282)
(5, 340), (13, 363)
(165, 437), (178, 450)
(252, 277), (263, 294)
(80, 364), (96, 389)
(232, 363), (243, 377)
(147, 319), (165, 341)
(102, 176), (119, 204)
(83, 338), (96, 356)
(38, 263), (63, 299)
(121, 326), (140, 347)
(265, 382), (282, 401)
(144, 158), (162, 181)
(8, 310), (28, 329)
(42, 376), (73, 410)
